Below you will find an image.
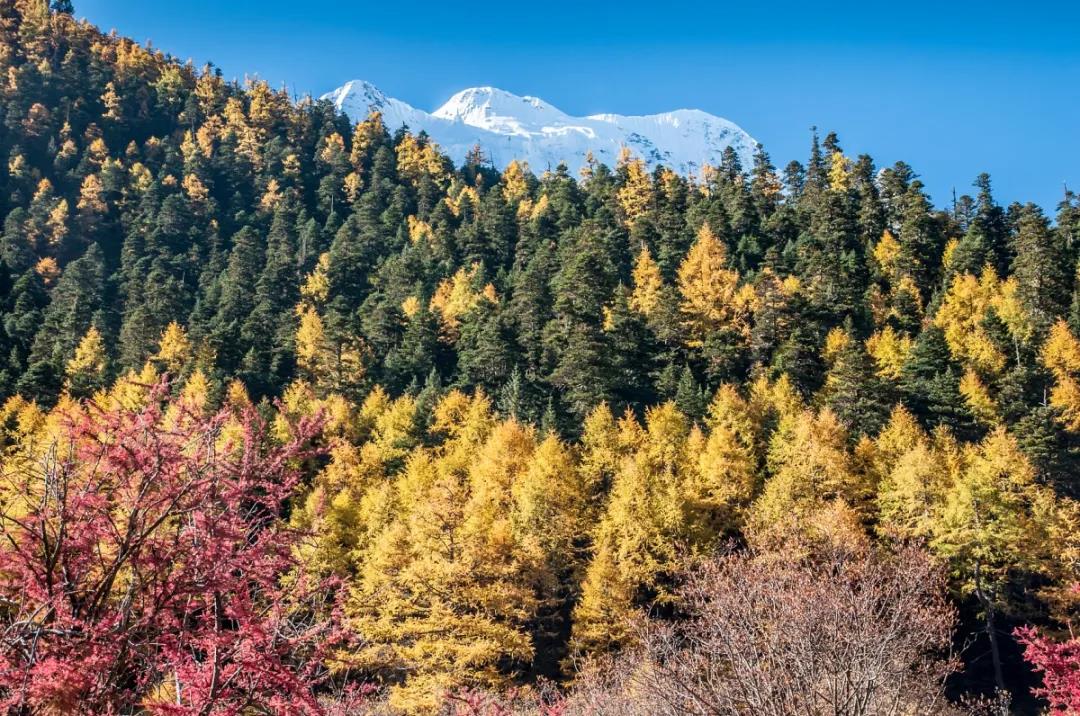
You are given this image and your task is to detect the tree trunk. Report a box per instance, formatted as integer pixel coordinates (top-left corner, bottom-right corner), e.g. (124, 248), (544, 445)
(974, 562), (1006, 692)
(984, 602), (1005, 692)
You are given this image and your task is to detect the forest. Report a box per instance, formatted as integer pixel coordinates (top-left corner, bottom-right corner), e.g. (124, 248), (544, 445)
(2, 1), (1080, 713)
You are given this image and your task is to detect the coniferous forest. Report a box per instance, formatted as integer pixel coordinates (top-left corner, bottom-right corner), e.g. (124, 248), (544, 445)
(3, 2), (1080, 714)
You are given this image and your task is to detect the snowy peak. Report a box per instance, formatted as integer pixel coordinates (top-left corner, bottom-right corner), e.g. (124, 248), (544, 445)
(324, 79), (427, 135)
(433, 87), (571, 136)
(322, 80), (757, 176)
(326, 79), (387, 108)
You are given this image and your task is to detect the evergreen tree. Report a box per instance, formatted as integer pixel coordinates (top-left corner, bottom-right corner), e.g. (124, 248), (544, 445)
(795, 189), (869, 330)
(27, 243), (106, 372)
(456, 298), (516, 397)
(1011, 202), (1071, 332)
(950, 174), (1009, 278)
(819, 327), (893, 438)
(898, 325), (978, 439)
(543, 221), (617, 424)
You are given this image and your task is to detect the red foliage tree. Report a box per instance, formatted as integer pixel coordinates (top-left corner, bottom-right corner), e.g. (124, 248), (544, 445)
(1017, 626), (1080, 714)
(0, 389), (340, 714)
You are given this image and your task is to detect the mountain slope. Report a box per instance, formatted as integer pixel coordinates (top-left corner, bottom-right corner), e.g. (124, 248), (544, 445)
(322, 80), (757, 175)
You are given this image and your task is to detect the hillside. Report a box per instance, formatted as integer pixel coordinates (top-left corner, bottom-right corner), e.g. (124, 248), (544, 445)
(1, 1), (1080, 713)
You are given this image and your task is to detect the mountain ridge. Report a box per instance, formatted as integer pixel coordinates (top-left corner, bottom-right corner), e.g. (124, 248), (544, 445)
(322, 80), (758, 176)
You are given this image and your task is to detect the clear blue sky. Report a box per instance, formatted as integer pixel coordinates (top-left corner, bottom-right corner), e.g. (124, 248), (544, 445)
(77, 0), (1079, 213)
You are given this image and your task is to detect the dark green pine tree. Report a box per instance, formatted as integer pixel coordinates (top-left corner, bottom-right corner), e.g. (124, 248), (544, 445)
(538, 164), (585, 233)
(385, 299), (442, 391)
(805, 128), (827, 194)
(818, 329), (893, 439)
(653, 171), (693, 280)
(117, 260), (189, 371)
(748, 261), (792, 369)
(187, 226), (228, 347)
(782, 161), (806, 204)
(1010, 202), (1072, 332)
(674, 364), (708, 423)
(1057, 189), (1080, 255)
(2, 271), (49, 396)
(877, 162), (915, 230)
(898, 325), (978, 440)
(239, 204), (302, 396)
(0, 259), (10, 315)
(358, 249), (427, 391)
(1, 209), (35, 274)
(770, 322), (825, 398)
(604, 283), (659, 414)
(1011, 404), (1080, 498)
(456, 298), (517, 398)
(543, 221), (618, 424)
(209, 226), (264, 374)
(852, 155), (885, 250)
(0, 261), (15, 396)
(948, 174), (1009, 278)
(475, 188), (517, 274)
(897, 180), (945, 302)
(749, 146), (781, 225)
(822, 131), (842, 157)
(15, 360), (62, 406)
(508, 239), (555, 375)
(325, 192), (390, 321)
(27, 243), (106, 372)
(795, 188), (869, 331)
(496, 365), (528, 422)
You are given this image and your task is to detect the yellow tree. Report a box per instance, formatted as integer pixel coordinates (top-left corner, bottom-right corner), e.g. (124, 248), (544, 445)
(934, 268), (1008, 375)
(64, 326), (108, 399)
(684, 417), (757, 543)
(931, 428), (1058, 690)
(1042, 319), (1080, 430)
(629, 244), (664, 318)
(501, 160), (531, 204)
(959, 369), (999, 425)
(349, 111), (387, 167)
(292, 388), (419, 578)
(876, 426), (957, 542)
(396, 133), (447, 186)
(873, 229), (902, 283)
(514, 434), (590, 576)
(827, 151), (852, 191)
(344, 393), (544, 714)
(571, 403), (692, 655)
(576, 403), (643, 521)
(677, 223), (751, 348)
(749, 408), (869, 540)
(152, 321), (191, 376)
(866, 325), (914, 379)
(706, 383), (763, 463)
(863, 404), (926, 483)
(429, 263), (496, 343)
(293, 303), (366, 397)
(616, 151), (652, 225)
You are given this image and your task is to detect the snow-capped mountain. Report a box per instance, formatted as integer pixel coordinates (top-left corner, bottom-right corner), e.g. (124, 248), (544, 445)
(322, 80), (757, 176)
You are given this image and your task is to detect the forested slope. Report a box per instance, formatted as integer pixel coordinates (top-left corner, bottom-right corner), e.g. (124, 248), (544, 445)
(2, 1), (1080, 713)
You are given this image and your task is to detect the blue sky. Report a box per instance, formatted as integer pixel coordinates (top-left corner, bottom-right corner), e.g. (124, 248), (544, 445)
(77, 0), (1080, 213)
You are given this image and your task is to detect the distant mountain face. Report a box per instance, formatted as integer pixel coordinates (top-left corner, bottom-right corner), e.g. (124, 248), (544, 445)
(322, 80), (758, 176)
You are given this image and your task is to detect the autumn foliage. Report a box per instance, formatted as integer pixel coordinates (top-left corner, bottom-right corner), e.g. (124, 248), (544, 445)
(5, 2), (1080, 713)
(0, 384), (339, 714)
(1017, 626), (1080, 714)
(562, 539), (958, 716)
